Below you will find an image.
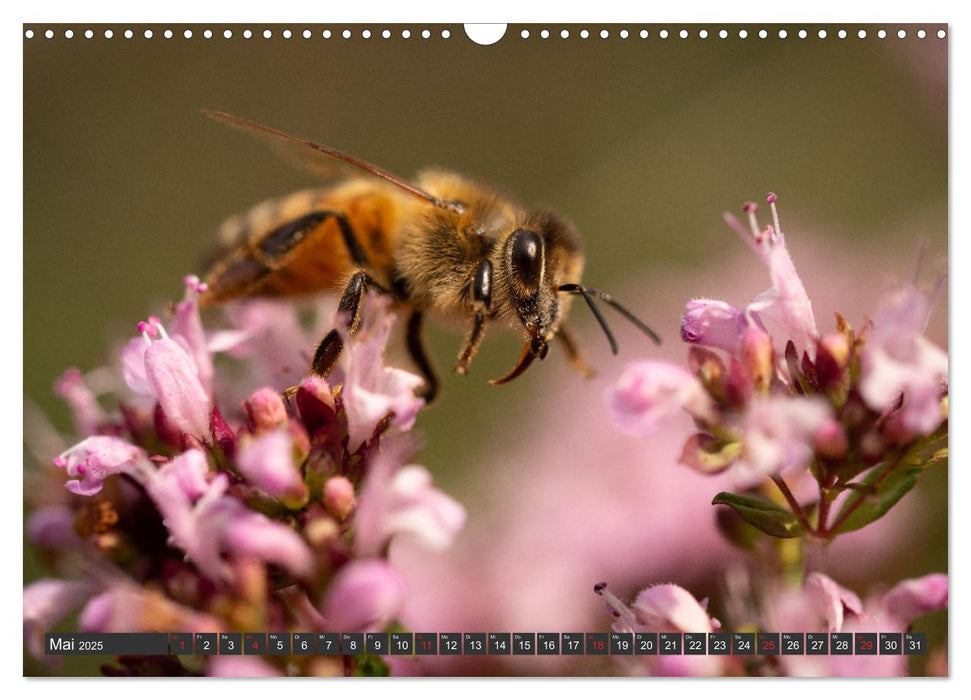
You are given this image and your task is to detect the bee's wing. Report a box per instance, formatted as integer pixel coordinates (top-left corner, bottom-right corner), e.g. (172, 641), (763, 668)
(202, 110), (461, 212)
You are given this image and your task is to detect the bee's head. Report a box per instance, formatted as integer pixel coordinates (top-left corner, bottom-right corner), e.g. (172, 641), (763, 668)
(490, 213), (584, 384)
(490, 211), (659, 386)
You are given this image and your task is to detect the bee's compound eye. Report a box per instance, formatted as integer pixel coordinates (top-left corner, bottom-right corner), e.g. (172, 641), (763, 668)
(509, 228), (543, 293)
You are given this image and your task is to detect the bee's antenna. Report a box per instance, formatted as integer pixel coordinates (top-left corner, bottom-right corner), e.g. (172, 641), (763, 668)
(558, 284), (661, 352)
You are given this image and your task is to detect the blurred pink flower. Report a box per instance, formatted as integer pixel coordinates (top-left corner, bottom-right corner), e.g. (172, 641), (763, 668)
(235, 428), (307, 502)
(321, 559), (406, 632)
(765, 572), (947, 676)
(23, 578), (97, 658)
(55, 435), (149, 496)
(355, 438), (466, 557)
(606, 361), (715, 436)
(208, 657), (282, 677)
(78, 585), (225, 634)
(732, 395), (833, 487)
(596, 581), (724, 676)
(340, 295), (425, 452)
(53, 368), (106, 437)
(859, 285), (948, 437)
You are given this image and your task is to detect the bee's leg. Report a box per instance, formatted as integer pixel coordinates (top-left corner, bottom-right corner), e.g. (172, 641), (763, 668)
(455, 260), (493, 375)
(556, 323), (597, 379)
(406, 311), (440, 403)
(310, 270), (387, 377)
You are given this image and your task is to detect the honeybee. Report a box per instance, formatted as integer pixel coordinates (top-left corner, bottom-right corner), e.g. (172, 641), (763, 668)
(199, 111), (659, 401)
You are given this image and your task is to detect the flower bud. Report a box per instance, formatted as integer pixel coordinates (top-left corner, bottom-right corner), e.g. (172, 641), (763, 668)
(814, 419), (849, 460)
(323, 476), (357, 520)
(244, 387), (288, 433)
(295, 375), (337, 436)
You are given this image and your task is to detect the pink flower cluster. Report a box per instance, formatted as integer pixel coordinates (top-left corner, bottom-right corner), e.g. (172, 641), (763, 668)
(607, 195), (947, 538)
(597, 194), (947, 677)
(24, 278), (464, 676)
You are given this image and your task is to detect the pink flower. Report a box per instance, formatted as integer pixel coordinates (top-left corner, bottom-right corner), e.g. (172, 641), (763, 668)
(78, 585), (225, 633)
(143, 333), (212, 439)
(606, 360), (716, 436)
(732, 395), (833, 487)
(155, 448), (211, 500)
(23, 578), (97, 658)
(596, 582), (724, 676)
(355, 438), (466, 557)
(765, 572), (947, 677)
(880, 573), (948, 625)
(236, 429), (307, 503)
(55, 435), (149, 496)
(145, 460), (312, 582)
(208, 657), (282, 677)
(680, 299), (748, 354)
(340, 295), (425, 452)
(224, 506), (314, 579)
(859, 285), (948, 436)
(172, 275), (215, 397)
(53, 368), (106, 437)
(321, 559), (406, 632)
(683, 196), (817, 358)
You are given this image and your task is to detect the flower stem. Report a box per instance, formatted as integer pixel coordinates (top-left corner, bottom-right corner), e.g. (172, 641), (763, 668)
(771, 475), (814, 535)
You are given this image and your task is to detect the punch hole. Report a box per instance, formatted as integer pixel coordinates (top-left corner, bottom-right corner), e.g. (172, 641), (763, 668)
(937, 29), (946, 38)
(65, 29), (74, 39)
(759, 29), (767, 39)
(858, 29), (867, 38)
(838, 29), (846, 39)
(620, 29), (629, 39)
(163, 29), (172, 39)
(124, 29), (133, 39)
(243, 29), (252, 39)
(877, 29), (887, 39)
(282, 29), (291, 39)
(580, 29), (589, 39)
(699, 29), (708, 39)
(778, 29), (788, 39)
(25, 29), (33, 39)
(402, 29), (411, 39)
(540, 29), (549, 39)
(464, 24), (506, 46)
(897, 29), (906, 39)
(639, 29), (648, 39)
(184, 29), (193, 39)
(917, 29), (926, 39)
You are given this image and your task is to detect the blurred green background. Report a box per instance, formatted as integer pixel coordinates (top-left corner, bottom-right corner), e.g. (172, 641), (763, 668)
(24, 23), (947, 675)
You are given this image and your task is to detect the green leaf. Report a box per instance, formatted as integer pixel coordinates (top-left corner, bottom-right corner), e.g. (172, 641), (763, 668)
(711, 492), (804, 538)
(830, 466), (922, 535)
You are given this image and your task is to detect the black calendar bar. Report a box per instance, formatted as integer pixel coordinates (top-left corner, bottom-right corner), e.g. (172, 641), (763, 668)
(45, 633), (169, 655)
(43, 631), (928, 656)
